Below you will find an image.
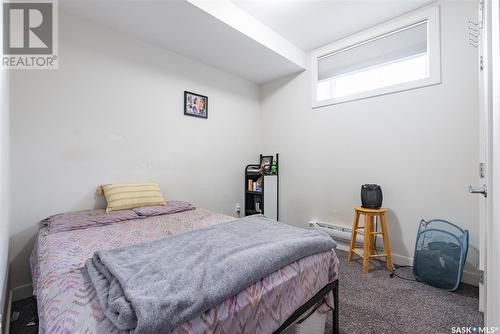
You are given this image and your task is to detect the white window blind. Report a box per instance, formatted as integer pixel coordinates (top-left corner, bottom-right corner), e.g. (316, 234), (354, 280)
(318, 21), (427, 81)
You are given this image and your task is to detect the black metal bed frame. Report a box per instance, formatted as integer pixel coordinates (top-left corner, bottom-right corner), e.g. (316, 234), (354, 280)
(272, 280), (339, 334)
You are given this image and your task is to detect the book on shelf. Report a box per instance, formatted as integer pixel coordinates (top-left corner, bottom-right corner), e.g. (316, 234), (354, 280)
(247, 178), (263, 192)
(254, 177), (263, 192)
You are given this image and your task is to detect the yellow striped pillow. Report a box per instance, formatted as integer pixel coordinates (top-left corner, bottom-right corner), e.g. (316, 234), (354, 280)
(101, 183), (166, 212)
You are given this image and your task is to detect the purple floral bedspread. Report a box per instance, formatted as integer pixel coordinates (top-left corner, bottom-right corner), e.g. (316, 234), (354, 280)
(31, 208), (339, 334)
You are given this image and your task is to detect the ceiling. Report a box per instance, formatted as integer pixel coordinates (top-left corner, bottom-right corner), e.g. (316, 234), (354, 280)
(232, 0), (435, 51)
(60, 0), (304, 84)
(60, 0), (436, 84)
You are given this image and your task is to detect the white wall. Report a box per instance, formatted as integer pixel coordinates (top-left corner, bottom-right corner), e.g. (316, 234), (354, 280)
(7, 1), (481, 291)
(0, 66), (10, 334)
(260, 1), (480, 281)
(8, 12), (262, 289)
(0, 7), (10, 330)
(0, 72), (9, 331)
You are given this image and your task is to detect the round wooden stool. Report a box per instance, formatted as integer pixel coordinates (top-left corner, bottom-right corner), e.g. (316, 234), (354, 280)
(347, 206), (393, 273)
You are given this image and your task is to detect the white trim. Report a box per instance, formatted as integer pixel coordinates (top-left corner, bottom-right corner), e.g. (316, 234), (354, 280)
(487, 0), (500, 326)
(11, 283), (33, 302)
(310, 4), (441, 108)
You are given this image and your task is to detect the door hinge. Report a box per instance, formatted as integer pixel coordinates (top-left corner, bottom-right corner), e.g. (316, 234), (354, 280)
(480, 56), (484, 71)
(479, 269), (484, 284)
(480, 162), (486, 178)
(479, 0), (484, 30)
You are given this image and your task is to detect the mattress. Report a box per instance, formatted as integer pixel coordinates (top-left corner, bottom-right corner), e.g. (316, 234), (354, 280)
(30, 208), (339, 333)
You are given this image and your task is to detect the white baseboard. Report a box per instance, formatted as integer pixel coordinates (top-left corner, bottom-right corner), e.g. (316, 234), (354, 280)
(335, 242), (479, 286)
(11, 284), (33, 302)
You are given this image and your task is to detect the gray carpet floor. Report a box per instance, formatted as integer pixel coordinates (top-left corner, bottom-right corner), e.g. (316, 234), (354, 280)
(10, 250), (482, 334)
(332, 249), (483, 334)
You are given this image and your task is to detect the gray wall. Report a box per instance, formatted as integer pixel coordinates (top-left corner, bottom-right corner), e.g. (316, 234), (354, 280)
(8, 12), (262, 289)
(0, 61), (10, 333)
(260, 1), (480, 282)
(0, 6), (10, 329)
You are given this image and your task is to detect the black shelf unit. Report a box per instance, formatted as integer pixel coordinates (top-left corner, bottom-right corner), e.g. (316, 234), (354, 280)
(246, 190), (262, 195)
(244, 153), (279, 219)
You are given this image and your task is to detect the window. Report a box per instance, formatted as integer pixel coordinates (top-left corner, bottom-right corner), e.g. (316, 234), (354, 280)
(311, 6), (441, 107)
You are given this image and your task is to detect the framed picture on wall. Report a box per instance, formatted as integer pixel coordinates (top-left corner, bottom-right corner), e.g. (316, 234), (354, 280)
(184, 91), (208, 119)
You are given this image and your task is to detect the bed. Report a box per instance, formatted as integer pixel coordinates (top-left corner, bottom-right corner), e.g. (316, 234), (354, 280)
(30, 205), (339, 333)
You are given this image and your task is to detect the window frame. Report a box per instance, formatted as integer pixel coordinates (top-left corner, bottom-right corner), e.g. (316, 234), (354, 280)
(310, 5), (441, 108)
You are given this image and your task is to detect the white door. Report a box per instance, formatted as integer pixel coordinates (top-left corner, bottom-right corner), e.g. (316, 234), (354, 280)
(475, 0), (489, 315)
(473, 0), (500, 325)
(487, 0), (500, 325)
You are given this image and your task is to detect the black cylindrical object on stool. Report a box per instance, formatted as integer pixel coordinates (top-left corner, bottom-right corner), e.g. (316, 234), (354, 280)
(361, 184), (383, 209)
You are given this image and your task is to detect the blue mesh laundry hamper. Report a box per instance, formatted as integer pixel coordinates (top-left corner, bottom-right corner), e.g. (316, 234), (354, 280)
(413, 219), (469, 291)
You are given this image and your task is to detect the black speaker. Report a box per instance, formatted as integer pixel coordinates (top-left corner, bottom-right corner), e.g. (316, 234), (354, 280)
(361, 184), (383, 209)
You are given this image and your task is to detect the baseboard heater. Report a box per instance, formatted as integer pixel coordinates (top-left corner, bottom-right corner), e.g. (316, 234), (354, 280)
(308, 220), (383, 249)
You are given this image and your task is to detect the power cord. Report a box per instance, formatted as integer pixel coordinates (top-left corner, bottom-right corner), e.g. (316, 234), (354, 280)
(368, 255), (417, 282)
(389, 265), (418, 282)
(371, 217), (418, 282)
